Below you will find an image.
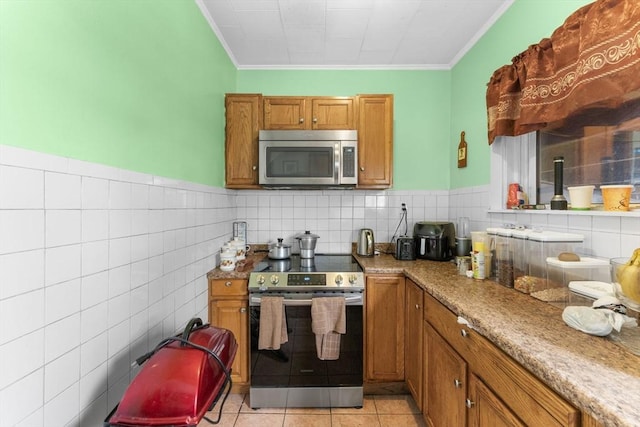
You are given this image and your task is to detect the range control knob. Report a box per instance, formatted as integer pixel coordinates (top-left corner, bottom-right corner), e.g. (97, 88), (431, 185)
(335, 274), (344, 285)
(256, 275), (267, 291)
(270, 275), (280, 285)
(348, 274), (358, 285)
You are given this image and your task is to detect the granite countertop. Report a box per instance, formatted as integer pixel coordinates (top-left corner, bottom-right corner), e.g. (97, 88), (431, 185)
(206, 251), (640, 426)
(354, 253), (640, 427)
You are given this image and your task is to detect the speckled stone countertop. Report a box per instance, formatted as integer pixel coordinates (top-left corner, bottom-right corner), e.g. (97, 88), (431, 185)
(354, 253), (640, 427)
(207, 251), (640, 426)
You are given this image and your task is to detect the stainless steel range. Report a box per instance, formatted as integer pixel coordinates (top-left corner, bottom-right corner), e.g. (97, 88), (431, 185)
(248, 254), (364, 409)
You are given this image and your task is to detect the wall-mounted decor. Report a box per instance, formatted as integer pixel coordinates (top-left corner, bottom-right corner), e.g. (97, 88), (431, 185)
(457, 131), (467, 168)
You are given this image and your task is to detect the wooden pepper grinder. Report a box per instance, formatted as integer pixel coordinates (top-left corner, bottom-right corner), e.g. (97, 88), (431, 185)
(457, 131), (468, 168)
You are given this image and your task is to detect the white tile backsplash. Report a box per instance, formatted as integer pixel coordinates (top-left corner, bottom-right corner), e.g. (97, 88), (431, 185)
(0, 165), (44, 209)
(0, 210), (45, 254)
(45, 172), (81, 210)
(1, 144), (636, 425)
(450, 184), (640, 259)
(0, 249), (44, 299)
(0, 145), (234, 426)
(44, 314), (80, 364)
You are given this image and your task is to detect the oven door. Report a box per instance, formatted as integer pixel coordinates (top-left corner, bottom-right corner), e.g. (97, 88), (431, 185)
(249, 291), (363, 409)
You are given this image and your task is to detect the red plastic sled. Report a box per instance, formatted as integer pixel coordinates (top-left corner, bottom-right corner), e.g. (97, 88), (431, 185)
(105, 318), (237, 426)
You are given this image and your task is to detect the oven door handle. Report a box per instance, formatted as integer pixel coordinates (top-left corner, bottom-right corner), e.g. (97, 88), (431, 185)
(250, 295), (363, 306)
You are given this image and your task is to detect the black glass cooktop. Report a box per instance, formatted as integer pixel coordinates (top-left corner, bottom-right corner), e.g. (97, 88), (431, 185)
(253, 254), (362, 273)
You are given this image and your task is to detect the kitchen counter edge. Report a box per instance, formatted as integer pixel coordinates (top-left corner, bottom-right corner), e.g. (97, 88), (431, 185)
(354, 253), (639, 427)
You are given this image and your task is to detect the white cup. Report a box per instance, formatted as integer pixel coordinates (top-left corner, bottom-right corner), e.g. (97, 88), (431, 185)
(568, 185), (595, 210)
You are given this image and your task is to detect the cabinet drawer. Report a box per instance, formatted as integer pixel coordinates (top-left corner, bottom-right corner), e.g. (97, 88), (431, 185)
(210, 279), (248, 297)
(424, 292), (476, 361)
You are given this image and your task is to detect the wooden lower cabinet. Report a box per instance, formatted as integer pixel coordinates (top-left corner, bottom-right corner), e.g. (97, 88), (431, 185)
(468, 373), (525, 427)
(424, 322), (466, 427)
(364, 274), (405, 381)
(208, 279), (250, 391)
(423, 292), (580, 427)
(404, 278), (423, 409)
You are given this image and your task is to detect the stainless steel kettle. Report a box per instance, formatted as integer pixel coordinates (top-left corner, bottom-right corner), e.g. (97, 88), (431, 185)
(356, 228), (375, 257)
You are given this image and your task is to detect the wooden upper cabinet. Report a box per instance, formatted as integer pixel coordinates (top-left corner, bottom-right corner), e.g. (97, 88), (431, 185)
(311, 97), (356, 129)
(356, 95), (393, 189)
(263, 96), (356, 130)
(264, 97), (308, 130)
(225, 94), (262, 188)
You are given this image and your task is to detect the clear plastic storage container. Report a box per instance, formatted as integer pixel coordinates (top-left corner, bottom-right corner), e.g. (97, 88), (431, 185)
(511, 228), (532, 286)
(546, 256), (613, 306)
(495, 228), (514, 288)
(524, 231), (584, 302)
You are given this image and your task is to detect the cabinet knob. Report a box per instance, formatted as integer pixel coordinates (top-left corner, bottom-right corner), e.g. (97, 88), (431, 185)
(225, 281), (232, 287)
(465, 399), (475, 408)
(313, 117), (318, 123)
(460, 329), (469, 337)
(454, 379), (462, 388)
(360, 166), (365, 172)
(252, 166), (257, 171)
(299, 118), (304, 123)
(415, 304), (420, 310)
(240, 308), (247, 313)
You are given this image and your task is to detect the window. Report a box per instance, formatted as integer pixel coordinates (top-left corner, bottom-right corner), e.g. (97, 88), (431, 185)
(537, 103), (640, 205)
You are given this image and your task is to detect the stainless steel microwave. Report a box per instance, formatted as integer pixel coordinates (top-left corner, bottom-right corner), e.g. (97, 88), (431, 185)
(258, 130), (358, 187)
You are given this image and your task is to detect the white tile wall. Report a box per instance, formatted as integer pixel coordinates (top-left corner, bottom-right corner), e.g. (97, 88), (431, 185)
(0, 144), (235, 427)
(449, 185), (640, 259)
(235, 189), (450, 254)
(1, 143), (636, 426)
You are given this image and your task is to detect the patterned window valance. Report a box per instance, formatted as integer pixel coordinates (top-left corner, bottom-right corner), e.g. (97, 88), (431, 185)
(486, 0), (640, 144)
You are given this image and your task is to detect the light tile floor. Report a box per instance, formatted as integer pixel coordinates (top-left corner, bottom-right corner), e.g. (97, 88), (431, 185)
(197, 394), (426, 427)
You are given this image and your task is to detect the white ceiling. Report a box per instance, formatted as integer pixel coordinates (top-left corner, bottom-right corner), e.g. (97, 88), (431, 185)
(195, 0), (514, 70)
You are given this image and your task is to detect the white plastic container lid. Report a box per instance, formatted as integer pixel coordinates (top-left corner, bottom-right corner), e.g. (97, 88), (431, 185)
(546, 256), (609, 268)
(528, 231), (584, 242)
(511, 229), (533, 239)
(568, 281), (615, 299)
(496, 228), (513, 237)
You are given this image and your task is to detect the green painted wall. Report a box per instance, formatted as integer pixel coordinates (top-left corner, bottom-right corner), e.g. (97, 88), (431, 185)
(237, 70), (452, 190)
(0, 0), (235, 187)
(449, 0), (593, 189)
(0, 0), (594, 190)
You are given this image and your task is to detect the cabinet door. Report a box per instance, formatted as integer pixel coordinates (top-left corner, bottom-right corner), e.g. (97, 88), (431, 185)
(365, 274), (405, 381)
(311, 97), (356, 129)
(468, 373), (525, 427)
(356, 95), (393, 188)
(405, 279), (423, 410)
(209, 298), (249, 386)
(264, 97), (308, 130)
(425, 323), (467, 427)
(225, 94), (261, 188)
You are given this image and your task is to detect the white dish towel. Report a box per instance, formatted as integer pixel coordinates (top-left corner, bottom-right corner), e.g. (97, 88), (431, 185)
(311, 297), (346, 360)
